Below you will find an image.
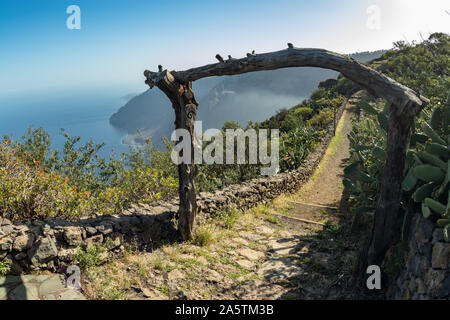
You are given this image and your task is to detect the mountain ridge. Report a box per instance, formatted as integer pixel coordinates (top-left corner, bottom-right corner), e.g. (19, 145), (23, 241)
(110, 50), (385, 147)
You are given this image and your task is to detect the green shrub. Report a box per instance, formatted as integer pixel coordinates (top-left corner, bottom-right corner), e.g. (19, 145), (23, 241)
(307, 108), (334, 128)
(310, 88), (328, 101)
(74, 246), (105, 269)
(343, 101), (389, 214)
(0, 260), (10, 276)
(0, 130), (178, 221)
(280, 127), (319, 171)
(335, 77), (358, 96)
(293, 107), (313, 120)
(0, 138), (93, 220)
(219, 208), (240, 229)
(193, 225), (215, 247)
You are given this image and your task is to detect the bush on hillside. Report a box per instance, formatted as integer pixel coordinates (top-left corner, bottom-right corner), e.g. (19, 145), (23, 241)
(0, 132), (178, 221)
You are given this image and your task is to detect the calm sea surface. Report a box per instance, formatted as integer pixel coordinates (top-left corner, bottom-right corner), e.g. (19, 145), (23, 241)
(0, 88), (131, 159)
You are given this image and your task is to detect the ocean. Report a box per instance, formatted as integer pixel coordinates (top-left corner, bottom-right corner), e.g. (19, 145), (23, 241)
(0, 87), (132, 159)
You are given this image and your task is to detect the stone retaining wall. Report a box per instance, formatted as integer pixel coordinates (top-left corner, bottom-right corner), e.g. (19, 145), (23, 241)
(0, 102), (346, 275)
(387, 213), (450, 299)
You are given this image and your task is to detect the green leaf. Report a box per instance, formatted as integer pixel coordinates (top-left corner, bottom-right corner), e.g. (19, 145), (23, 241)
(426, 143), (448, 158)
(377, 113), (388, 131)
(413, 165), (445, 183)
(417, 151), (447, 171)
(402, 169), (417, 192)
(437, 219), (450, 227)
(430, 106), (443, 133)
(412, 182), (436, 202)
(358, 101), (378, 115)
(344, 161), (359, 175)
(375, 121), (387, 138)
(372, 147), (386, 163)
(443, 90), (450, 135)
(348, 131), (357, 141)
(359, 172), (376, 183)
(342, 178), (360, 194)
(353, 145), (372, 151)
(411, 133), (429, 145)
(421, 121), (446, 145)
(424, 197), (446, 215)
(422, 202), (432, 218)
(406, 150), (421, 166)
(436, 178), (448, 197)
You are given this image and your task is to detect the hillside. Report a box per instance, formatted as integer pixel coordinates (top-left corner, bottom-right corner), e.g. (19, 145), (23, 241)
(1, 33), (449, 302)
(109, 50), (385, 147)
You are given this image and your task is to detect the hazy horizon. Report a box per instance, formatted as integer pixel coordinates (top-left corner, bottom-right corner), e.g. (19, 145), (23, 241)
(1, 0), (448, 96)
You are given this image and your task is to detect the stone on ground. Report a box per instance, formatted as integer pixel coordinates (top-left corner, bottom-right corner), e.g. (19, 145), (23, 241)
(0, 274), (86, 300)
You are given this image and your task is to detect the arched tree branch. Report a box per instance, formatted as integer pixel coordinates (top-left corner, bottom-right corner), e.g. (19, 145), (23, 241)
(145, 47), (427, 111)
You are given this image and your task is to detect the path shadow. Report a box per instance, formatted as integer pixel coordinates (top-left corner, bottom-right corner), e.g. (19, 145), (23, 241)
(0, 276), (28, 300)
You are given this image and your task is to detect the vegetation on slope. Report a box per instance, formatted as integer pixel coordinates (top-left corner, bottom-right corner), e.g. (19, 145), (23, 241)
(1, 34), (443, 222)
(343, 33), (450, 243)
(0, 129), (177, 221)
(1, 66), (349, 221)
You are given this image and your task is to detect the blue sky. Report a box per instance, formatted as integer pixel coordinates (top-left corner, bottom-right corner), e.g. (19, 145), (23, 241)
(0, 0), (448, 95)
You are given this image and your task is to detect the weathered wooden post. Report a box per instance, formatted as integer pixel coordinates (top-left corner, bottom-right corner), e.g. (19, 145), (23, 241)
(143, 69), (199, 240)
(366, 99), (425, 265)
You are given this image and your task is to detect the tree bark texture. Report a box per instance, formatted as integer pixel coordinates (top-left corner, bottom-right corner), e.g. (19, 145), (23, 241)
(146, 70), (199, 240)
(367, 101), (423, 265)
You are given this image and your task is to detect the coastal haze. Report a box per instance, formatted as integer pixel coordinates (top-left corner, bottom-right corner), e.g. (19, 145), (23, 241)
(0, 0), (448, 154)
(0, 51), (383, 154)
(110, 51), (384, 148)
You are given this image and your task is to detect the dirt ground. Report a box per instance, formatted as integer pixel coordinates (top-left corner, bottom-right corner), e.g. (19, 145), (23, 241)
(297, 108), (352, 207)
(80, 103), (371, 300)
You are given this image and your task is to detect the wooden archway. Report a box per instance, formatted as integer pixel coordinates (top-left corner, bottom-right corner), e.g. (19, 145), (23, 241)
(144, 45), (429, 268)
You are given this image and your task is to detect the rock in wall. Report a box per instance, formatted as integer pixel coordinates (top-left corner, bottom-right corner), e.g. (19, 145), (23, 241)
(387, 213), (450, 299)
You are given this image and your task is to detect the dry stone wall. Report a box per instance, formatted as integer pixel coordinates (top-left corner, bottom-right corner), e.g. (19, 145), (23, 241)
(387, 213), (450, 300)
(0, 103), (346, 275)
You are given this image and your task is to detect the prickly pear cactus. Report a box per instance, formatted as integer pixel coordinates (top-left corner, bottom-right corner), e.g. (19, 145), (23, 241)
(343, 100), (389, 215)
(344, 92), (450, 242)
(403, 91), (450, 242)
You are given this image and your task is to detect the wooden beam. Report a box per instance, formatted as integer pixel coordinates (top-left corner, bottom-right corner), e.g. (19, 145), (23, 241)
(144, 47), (428, 110)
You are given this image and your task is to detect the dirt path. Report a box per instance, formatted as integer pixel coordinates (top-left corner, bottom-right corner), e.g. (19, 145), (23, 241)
(234, 105), (356, 299)
(274, 107), (353, 228)
(297, 109), (352, 207)
(81, 102), (361, 300)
